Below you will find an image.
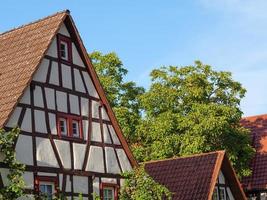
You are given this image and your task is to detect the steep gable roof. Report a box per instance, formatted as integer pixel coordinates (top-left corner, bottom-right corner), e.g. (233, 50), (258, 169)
(0, 11), (137, 166)
(241, 114), (267, 191)
(145, 151), (246, 200)
(0, 10), (67, 128)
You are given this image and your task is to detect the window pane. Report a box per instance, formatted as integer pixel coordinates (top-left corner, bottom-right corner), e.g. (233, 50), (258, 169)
(103, 188), (114, 200)
(60, 41), (68, 60)
(40, 184), (53, 200)
(72, 120), (80, 137)
(59, 118), (67, 135)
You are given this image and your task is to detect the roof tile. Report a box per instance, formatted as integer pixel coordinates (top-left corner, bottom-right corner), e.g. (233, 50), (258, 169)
(0, 11), (67, 127)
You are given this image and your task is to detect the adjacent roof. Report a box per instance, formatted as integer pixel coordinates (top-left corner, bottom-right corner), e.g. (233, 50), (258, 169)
(145, 151), (246, 200)
(0, 11), (137, 166)
(241, 114), (267, 191)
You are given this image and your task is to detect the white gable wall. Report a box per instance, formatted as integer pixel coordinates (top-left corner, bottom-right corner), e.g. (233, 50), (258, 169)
(3, 22), (133, 197)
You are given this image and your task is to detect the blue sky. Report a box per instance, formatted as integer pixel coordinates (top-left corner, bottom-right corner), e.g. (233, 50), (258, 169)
(1, 0), (267, 116)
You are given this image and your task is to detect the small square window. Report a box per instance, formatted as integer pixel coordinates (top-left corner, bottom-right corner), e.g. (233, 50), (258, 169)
(39, 181), (55, 200)
(60, 41), (68, 60)
(58, 34), (72, 63)
(103, 187), (115, 200)
(72, 120), (80, 138)
(59, 118), (67, 136)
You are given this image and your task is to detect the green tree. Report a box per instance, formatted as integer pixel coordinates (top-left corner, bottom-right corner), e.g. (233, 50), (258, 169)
(120, 165), (172, 200)
(136, 61), (254, 177)
(89, 51), (145, 143)
(0, 128), (25, 200)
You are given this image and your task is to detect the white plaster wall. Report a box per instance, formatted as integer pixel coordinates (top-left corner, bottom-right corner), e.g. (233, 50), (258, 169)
(34, 110), (47, 133)
(45, 87), (56, 110)
(103, 124), (112, 144)
(6, 107), (22, 127)
(62, 64), (72, 90)
(33, 58), (49, 83)
(22, 172), (34, 189)
(49, 61), (59, 86)
(0, 168), (9, 186)
(17, 194), (35, 200)
(82, 120), (88, 140)
(101, 178), (117, 184)
(108, 125), (121, 145)
(91, 122), (102, 142)
(105, 147), (121, 174)
(92, 101), (100, 118)
(46, 38), (58, 58)
(37, 172), (57, 176)
(81, 97), (89, 116)
(219, 170), (226, 184)
(49, 113), (57, 135)
(54, 140), (71, 169)
(56, 91), (67, 113)
(58, 174), (71, 192)
(74, 68), (86, 93)
(86, 146), (104, 173)
(66, 175), (72, 192)
(15, 135), (33, 165)
(34, 86), (44, 108)
(101, 108), (110, 121)
(73, 176), (88, 194)
(116, 149), (132, 172)
(93, 177), (100, 196)
(58, 24), (70, 37)
(82, 72), (99, 98)
(73, 143), (86, 170)
(69, 94), (79, 115)
(72, 43), (85, 68)
(21, 108), (32, 132)
(20, 87), (31, 105)
(227, 187), (235, 200)
(36, 137), (59, 167)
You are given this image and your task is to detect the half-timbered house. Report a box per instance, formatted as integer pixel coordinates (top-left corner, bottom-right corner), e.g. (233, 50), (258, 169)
(0, 10), (136, 199)
(145, 151), (246, 200)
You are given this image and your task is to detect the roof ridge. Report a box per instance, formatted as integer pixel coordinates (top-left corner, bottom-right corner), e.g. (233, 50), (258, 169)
(143, 150), (225, 165)
(242, 113), (267, 120)
(0, 10), (69, 37)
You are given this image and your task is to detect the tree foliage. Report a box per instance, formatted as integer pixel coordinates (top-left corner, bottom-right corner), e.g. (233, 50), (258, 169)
(0, 128), (25, 200)
(89, 51), (145, 143)
(120, 165), (172, 200)
(135, 61), (254, 176)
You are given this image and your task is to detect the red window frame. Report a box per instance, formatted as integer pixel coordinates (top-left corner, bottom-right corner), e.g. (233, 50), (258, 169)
(57, 34), (72, 64)
(57, 113), (83, 140)
(100, 183), (119, 200)
(34, 176), (59, 196)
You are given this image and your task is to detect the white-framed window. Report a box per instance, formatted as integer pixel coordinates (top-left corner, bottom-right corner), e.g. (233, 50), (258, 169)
(39, 181), (55, 200)
(60, 41), (68, 60)
(103, 187), (115, 200)
(212, 187), (226, 200)
(59, 118), (67, 136)
(72, 120), (80, 138)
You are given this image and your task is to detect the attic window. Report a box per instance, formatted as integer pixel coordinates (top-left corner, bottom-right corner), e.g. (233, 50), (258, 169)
(57, 34), (72, 63)
(101, 183), (119, 200)
(57, 113), (83, 140)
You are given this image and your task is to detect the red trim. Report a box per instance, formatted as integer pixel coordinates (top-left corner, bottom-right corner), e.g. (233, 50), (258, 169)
(57, 34), (73, 64)
(57, 113), (83, 140)
(34, 176), (59, 195)
(100, 183), (119, 200)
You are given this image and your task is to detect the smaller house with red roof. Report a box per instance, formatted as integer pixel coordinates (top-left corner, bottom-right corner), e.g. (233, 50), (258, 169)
(145, 151), (246, 200)
(241, 114), (267, 200)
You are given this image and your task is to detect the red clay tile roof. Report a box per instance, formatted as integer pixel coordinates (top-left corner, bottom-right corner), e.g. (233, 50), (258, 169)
(0, 11), (67, 128)
(241, 114), (267, 191)
(145, 151), (246, 200)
